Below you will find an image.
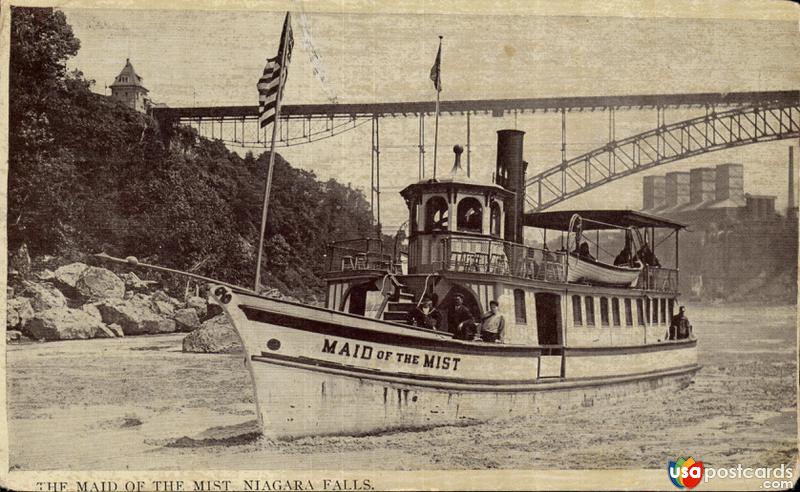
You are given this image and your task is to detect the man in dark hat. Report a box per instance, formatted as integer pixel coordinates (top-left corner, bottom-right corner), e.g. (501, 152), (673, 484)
(406, 297), (442, 330)
(448, 293), (475, 339)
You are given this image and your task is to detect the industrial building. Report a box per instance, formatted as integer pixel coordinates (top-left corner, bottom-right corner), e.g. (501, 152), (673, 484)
(640, 151), (797, 302)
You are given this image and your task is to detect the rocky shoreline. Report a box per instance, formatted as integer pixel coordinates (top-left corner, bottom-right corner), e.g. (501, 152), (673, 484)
(6, 260), (246, 354)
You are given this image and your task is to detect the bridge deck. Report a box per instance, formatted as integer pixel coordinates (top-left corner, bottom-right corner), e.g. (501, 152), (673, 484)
(152, 90), (799, 121)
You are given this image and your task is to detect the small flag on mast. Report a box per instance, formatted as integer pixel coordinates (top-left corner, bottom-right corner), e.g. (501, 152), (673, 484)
(429, 36), (442, 92)
(258, 12), (294, 128)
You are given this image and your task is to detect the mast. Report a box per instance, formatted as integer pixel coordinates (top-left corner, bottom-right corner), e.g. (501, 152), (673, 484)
(255, 14), (292, 292)
(431, 36), (442, 179)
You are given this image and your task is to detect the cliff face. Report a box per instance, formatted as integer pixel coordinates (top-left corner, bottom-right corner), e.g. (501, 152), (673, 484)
(7, 7), (382, 301)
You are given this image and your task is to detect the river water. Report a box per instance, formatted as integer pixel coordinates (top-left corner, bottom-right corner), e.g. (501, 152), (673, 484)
(6, 303), (796, 470)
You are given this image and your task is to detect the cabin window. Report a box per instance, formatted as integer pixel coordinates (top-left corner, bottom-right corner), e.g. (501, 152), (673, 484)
(660, 298), (667, 323)
(669, 299), (675, 320)
(636, 299), (645, 326)
(652, 298), (659, 324)
(513, 289), (527, 324)
(425, 196), (449, 232)
(489, 202), (502, 237)
(600, 297), (610, 326)
(612, 298), (621, 326)
(585, 296), (595, 326)
(624, 298), (633, 326)
(645, 298), (650, 322)
(572, 295), (582, 325)
(457, 197), (483, 233)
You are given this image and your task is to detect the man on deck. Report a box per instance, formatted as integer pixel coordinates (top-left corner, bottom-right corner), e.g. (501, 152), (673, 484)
(668, 305), (692, 340)
(406, 297), (442, 330)
(476, 300), (505, 343)
(448, 294), (475, 339)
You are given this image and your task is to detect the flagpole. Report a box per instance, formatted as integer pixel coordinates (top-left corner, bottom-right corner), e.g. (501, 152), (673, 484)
(432, 36), (442, 180)
(254, 17), (290, 292)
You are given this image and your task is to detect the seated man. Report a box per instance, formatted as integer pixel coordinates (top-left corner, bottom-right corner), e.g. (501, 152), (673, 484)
(614, 245), (633, 266)
(476, 300), (505, 343)
(577, 241), (595, 261)
(668, 305), (692, 340)
(406, 297), (442, 330)
(637, 242), (661, 267)
(447, 294), (474, 338)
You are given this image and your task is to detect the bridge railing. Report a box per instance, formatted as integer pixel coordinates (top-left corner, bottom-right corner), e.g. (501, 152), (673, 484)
(638, 266), (679, 292)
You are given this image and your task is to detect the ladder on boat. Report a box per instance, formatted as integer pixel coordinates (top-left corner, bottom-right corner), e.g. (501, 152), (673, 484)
(381, 279), (417, 323)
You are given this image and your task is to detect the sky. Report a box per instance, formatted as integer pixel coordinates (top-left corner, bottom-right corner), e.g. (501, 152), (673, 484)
(62, 4), (800, 231)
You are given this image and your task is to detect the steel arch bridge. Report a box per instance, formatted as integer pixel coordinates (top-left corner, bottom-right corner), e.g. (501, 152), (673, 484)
(525, 100), (800, 211)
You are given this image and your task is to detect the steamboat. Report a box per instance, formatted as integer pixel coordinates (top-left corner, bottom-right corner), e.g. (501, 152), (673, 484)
(209, 129), (699, 439)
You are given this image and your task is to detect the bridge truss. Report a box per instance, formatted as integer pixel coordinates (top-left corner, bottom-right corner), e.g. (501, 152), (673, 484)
(525, 99), (800, 211)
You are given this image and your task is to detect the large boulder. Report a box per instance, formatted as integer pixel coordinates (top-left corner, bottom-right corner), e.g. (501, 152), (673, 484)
(152, 290), (181, 307)
(53, 262), (90, 296)
(182, 315), (242, 354)
(6, 297), (35, 330)
(186, 296), (207, 319)
(173, 308), (201, 332)
(25, 308), (113, 341)
(108, 324), (125, 337)
(94, 298), (175, 336)
(76, 267), (125, 301)
(21, 281), (67, 312)
(151, 300), (175, 317)
(81, 302), (103, 321)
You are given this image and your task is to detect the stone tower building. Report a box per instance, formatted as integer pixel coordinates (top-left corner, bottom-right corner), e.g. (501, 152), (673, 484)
(109, 58), (149, 113)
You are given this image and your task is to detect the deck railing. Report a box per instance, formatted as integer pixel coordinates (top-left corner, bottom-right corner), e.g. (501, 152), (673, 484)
(638, 266), (679, 292)
(327, 238), (400, 274)
(434, 236), (568, 282)
(328, 235), (678, 292)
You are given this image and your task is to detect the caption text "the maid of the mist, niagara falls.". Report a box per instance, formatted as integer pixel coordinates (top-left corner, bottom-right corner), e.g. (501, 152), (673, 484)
(35, 479), (375, 492)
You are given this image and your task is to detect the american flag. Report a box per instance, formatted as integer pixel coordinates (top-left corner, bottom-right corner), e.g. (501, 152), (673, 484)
(258, 12), (294, 129)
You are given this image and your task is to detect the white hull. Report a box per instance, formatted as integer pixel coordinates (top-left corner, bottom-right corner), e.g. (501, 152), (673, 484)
(567, 255), (642, 287)
(211, 286), (698, 439)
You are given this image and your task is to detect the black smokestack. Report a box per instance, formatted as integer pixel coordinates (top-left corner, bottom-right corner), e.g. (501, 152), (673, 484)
(496, 129), (526, 243)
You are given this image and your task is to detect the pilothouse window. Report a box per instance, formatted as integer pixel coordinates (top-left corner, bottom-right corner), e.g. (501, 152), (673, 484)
(489, 202), (502, 237)
(425, 196), (449, 232)
(457, 198), (483, 233)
